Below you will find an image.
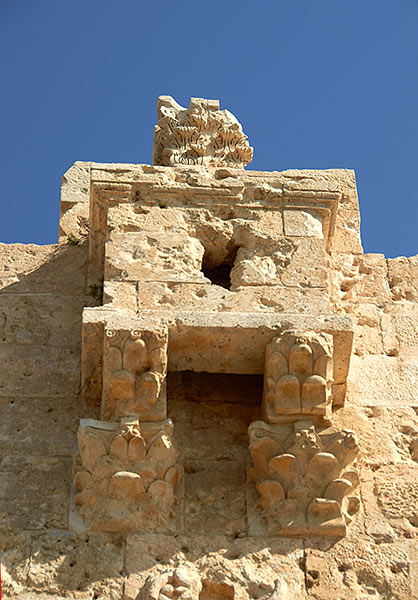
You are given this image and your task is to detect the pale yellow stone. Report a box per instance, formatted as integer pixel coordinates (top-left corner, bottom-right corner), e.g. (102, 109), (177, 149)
(136, 281), (330, 314)
(347, 354), (418, 406)
(153, 96), (253, 168)
(387, 254), (418, 301)
(58, 161), (91, 243)
(2, 97), (418, 598)
(27, 531), (124, 599)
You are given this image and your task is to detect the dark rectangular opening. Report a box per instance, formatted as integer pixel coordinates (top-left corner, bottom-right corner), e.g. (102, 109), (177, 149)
(166, 371), (263, 535)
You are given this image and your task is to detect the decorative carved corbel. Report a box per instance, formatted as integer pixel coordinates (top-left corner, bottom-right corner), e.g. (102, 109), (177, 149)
(73, 418), (182, 532)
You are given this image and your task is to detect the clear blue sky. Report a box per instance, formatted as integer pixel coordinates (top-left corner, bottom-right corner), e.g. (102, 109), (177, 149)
(1, 0), (417, 258)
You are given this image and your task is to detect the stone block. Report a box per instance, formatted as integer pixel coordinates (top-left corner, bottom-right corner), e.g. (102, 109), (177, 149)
(136, 281), (330, 314)
(362, 463), (418, 541)
(26, 531), (124, 599)
(0, 294), (90, 347)
(0, 243), (88, 296)
(305, 537), (417, 600)
(58, 161), (91, 243)
(281, 168), (359, 209)
(0, 345), (80, 398)
(125, 534), (305, 600)
(104, 231), (206, 283)
(0, 396), (85, 456)
(279, 237), (329, 288)
(103, 280), (137, 311)
(0, 529), (30, 597)
(337, 253), (391, 303)
(347, 354), (418, 407)
(232, 236), (329, 288)
(166, 312), (353, 378)
(332, 404), (418, 467)
(283, 209), (324, 238)
(343, 303), (384, 356)
(107, 203), (189, 235)
(0, 455), (70, 529)
(184, 459), (245, 535)
(387, 254), (418, 301)
(330, 209), (363, 254)
(383, 302), (418, 355)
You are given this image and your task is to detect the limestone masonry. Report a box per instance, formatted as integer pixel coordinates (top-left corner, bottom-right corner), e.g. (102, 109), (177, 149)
(1, 97), (418, 599)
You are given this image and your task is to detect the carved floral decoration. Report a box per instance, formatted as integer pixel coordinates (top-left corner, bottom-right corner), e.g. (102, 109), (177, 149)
(153, 96), (253, 168)
(263, 331), (334, 423)
(73, 418), (181, 531)
(102, 328), (168, 421)
(137, 567), (202, 600)
(248, 420), (360, 536)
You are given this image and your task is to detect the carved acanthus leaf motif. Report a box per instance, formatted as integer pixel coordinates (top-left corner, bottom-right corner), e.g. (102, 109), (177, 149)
(153, 96), (253, 168)
(248, 420), (360, 536)
(102, 328), (168, 421)
(73, 418), (181, 532)
(262, 331), (334, 423)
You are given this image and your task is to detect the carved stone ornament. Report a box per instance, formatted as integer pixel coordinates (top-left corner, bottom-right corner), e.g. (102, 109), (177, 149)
(102, 327), (168, 422)
(152, 95), (253, 167)
(262, 331), (334, 424)
(73, 418), (182, 532)
(137, 567), (202, 600)
(248, 420), (360, 537)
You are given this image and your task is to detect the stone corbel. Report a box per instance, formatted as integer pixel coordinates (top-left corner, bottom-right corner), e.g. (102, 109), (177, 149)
(248, 330), (360, 537)
(247, 420), (359, 537)
(101, 325), (168, 422)
(262, 330), (334, 424)
(73, 417), (182, 532)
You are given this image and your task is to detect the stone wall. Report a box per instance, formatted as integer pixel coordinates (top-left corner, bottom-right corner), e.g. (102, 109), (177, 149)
(1, 159), (418, 599)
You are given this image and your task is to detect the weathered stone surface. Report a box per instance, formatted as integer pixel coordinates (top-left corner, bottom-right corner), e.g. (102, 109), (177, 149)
(0, 529), (30, 597)
(2, 97), (418, 599)
(347, 354), (418, 407)
(125, 534), (306, 600)
(0, 345), (80, 397)
(185, 459), (245, 536)
(305, 537), (418, 599)
(0, 294), (91, 346)
(59, 161), (91, 243)
(26, 531), (124, 599)
(0, 455), (70, 529)
(0, 242), (89, 295)
(0, 396), (83, 456)
(153, 96), (253, 168)
(136, 282), (330, 314)
(387, 254), (418, 301)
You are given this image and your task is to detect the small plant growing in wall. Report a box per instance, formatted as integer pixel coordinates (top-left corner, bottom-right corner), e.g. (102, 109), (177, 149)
(66, 233), (80, 245)
(89, 278), (104, 302)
